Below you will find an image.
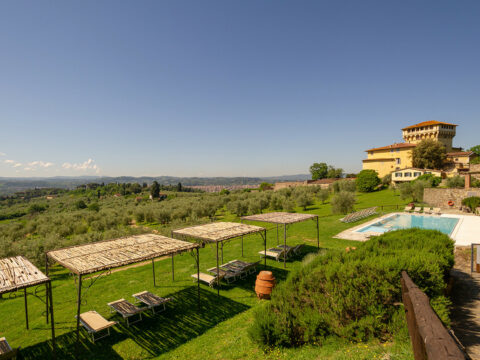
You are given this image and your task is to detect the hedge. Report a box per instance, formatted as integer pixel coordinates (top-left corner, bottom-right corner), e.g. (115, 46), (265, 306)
(249, 229), (454, 347)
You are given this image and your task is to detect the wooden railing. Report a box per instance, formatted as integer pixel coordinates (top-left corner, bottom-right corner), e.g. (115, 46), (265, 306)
(401, 271), (467, 360)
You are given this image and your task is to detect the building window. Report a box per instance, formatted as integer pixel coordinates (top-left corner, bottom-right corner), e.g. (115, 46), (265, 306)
(396, 148), (400, 152)
(414, 172), (421, 177)
(396, 158), (401, 164)
(390, 149), (394, 153)
(395, 173), (402, 177)
(404, 172), (412, 177)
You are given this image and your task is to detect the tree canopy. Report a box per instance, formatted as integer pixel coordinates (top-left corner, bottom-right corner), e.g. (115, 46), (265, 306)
(469, 145), (480, 164)
(412, 139), (446, 169)
(309, 162), (328, 180)
(356, 170), (380, 192)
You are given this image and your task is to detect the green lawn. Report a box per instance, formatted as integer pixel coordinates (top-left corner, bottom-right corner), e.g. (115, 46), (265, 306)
(0, 189), (414, 359)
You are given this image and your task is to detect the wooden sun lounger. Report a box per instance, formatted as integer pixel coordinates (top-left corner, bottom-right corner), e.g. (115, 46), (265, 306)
(191, 272), (225, 288)
(259, 247), (287, 262)
(107, 299), (145, 327)
(208, 266), (239, 283)
(413, 207), (422, 213)
(229, 260), (260, 275)
(340, 207), (377, 223)
(404, 206), (413, 212)
(76, 311), (116, 343)
(424, 207), (433, 214)
(0, 337), (18, 360)
(433, 207), (442, 215)
(132, 291), (172, 314)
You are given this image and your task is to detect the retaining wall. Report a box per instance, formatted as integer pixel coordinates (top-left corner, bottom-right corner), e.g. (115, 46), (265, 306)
(424, 188), (480, 209)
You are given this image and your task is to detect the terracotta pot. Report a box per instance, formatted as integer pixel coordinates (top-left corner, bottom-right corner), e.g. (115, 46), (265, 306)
(255, 271), (276, 300)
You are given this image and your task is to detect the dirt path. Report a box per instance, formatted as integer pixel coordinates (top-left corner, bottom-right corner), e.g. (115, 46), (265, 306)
(450, 246), (480, 359)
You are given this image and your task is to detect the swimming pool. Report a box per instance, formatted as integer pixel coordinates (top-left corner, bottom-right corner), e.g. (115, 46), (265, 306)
(357, 214), (459, 235)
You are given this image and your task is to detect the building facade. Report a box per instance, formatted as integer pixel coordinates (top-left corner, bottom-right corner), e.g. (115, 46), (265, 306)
(391, 168), (443, 184)
(362, 120), (470, 179)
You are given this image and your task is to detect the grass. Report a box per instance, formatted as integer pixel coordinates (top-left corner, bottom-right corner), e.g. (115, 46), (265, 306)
(0, 189), (414, 359)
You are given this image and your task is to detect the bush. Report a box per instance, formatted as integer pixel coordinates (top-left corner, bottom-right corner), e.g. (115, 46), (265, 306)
(446, 176), (465, 188)
(356, 170), (380, 193)
(381, 174), (392, 187)
(398, 181), (427, 202)
(75, 200), (87, 209)
(472, 178), (480, 188)
(28, 204), (47, 214)
(88, 203), (100, 212)
(249, 229), (454, 347)
(462, 196), (480, 212)
(330, 191), (355, 214)
(416, 174), (442, 187)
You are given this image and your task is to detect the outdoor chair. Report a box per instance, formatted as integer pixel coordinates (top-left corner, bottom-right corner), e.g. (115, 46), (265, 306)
(132, 291), (172, 314)
(404, 206), (413, 212)
(76, 311), (116, 343)
(432, 207), (442, 215)
(208, 266), (239, 283)
(413, 207), (422, 213)
(191, 272), (225, 288)
(259, 247), (287, 262)
(107, 299), (145, 327)
(0, 338), (19, 360)
(424, 208), (433, 214)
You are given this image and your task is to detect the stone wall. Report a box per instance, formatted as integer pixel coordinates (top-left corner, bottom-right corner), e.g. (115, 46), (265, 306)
(471, 164), (480, 180)
(424, 188), (480, 209)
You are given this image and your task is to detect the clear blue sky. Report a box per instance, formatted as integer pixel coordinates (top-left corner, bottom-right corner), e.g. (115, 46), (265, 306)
(1, 1), (479, 177)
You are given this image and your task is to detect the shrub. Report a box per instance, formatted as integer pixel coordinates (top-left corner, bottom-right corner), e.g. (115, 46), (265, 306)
(295, 191), (313, 211)
(356, 170), (380, 192)
(472, 178), (480, 188)
(446, 176), (465, 188)
(416, 174), (442, 187)
(269, 195), (284, 210)
(28, 204), (47, 214)
(461, 196), (480, 212)
(88, 203), (100, 212)
(381, 174), (392, 187)
(249, 229), (454, 347)
(75, 200), (87, 209)
(330, 191), (355, 214)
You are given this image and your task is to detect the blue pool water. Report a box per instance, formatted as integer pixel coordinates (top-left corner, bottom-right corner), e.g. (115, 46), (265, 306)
(357, 214), (459, 235)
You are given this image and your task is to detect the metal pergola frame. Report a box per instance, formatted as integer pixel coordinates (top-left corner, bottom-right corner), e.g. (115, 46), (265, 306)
(0, 256), (55, 358)
(172, 222), (267, 296)
(241, 212), (319, 268)
(45, 234), (200, 359)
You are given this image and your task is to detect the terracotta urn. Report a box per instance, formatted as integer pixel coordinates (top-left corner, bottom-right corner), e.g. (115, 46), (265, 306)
(255, 271), (276, 300)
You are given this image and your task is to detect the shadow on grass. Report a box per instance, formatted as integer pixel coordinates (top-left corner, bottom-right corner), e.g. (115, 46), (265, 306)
(20, 286), (249, 359)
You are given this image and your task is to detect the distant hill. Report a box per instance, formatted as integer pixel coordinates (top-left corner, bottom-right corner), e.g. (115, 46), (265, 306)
(0, 174), (310, 195)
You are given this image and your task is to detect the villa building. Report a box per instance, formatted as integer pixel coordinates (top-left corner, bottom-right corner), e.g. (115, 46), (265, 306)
(391, 168), (443, 184)
(362, 120), (475, 178)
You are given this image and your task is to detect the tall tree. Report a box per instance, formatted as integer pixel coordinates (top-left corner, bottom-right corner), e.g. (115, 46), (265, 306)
(326, 166), (343, 179)
(309, 162), (328, 180)
(469, 145), (480, 164)
(412, 139), (447, 169)
(150, 181), (160, 198)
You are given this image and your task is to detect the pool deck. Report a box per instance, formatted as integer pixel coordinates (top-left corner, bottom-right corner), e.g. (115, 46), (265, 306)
(334, 212), (480, 245)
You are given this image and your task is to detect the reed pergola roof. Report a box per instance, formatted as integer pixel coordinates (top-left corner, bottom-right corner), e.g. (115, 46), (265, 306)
(47, 234), (200, 275)
(0, 256), (50, 295)
(172, 222), (265, 243)
(241, 212), (317, 224)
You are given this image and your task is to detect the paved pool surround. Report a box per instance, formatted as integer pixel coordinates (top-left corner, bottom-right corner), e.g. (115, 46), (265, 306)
(335, 212), (480, 246)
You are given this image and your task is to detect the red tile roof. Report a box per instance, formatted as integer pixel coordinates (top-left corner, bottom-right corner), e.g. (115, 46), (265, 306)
(362, 158), (396, 162)
(365, 143), (416, 152)
(402, 120), (458, 130)
(447, 151), (475, 157)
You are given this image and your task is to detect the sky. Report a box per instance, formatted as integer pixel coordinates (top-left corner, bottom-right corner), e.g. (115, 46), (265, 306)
(1, 1), (480, 178)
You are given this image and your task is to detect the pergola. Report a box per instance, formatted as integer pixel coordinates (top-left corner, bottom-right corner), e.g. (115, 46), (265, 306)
(241, 212), (319, 268)
(46, 233), (200, 352)
(0, 256), (55, 353)
(172, 222), (266, 296)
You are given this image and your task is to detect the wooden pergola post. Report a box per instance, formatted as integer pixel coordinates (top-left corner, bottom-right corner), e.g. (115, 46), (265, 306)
(24, 288), (28, 329)
(75, 274), (82, 358)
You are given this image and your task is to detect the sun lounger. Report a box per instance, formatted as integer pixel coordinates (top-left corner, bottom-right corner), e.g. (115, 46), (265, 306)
(340, 207), (378, 223)
(132, 291), (172, 314)
(259, 247), (287, 262)
(413, 207), (422, 213)
(107, 299), (145, 327)
(404, 206), (413, 212)
(191, 272), (225, 287)
(208, 266), (239, 283)
(230, 260), (260, 274)
(433, 207), (442, 215)
(76, 311), (116, 343)
(0, 337), (18, 360)
(424, 208), (433, 214)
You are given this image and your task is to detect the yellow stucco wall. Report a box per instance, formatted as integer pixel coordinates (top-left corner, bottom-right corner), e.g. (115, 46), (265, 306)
(362, 148), (413, 178)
